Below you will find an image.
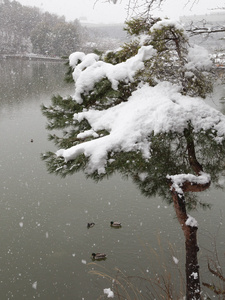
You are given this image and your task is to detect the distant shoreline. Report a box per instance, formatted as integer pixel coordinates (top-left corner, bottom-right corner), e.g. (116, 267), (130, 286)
(0, 54), (66, 62)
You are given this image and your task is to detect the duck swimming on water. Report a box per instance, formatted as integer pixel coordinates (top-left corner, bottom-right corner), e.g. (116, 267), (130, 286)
(87, 222), (95, 228)
(110, 221), (122, 227)
(92, 253), (107, 260)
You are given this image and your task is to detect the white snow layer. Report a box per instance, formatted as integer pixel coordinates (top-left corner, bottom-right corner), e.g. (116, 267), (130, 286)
(69, 45), (156, 103)
(150, 18), (185, 32)
(186, 45), (212, 71)
(56, 82), (225, 174)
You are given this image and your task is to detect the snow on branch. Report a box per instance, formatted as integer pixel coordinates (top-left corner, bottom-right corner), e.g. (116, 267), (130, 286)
(53, 18), (225, 175)
(167, 172), (211, 195)
(69, 45), (156, 103)
(150, 18), (185, 32)
(185, 45), (212, 71)
(56, 82), (225, 174)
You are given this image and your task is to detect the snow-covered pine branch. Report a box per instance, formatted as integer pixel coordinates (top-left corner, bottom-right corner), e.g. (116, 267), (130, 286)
(42, 17), (225, 180)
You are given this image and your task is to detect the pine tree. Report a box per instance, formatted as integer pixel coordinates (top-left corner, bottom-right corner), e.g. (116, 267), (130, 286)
(41, 16), (223, 197)
(42, 17), (225, 300)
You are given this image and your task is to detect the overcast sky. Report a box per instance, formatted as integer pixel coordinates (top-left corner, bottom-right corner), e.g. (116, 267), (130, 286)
(17, 0), (225, 24)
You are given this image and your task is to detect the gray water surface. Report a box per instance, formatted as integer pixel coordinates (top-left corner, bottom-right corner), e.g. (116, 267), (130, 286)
(0, 59), (224, 299)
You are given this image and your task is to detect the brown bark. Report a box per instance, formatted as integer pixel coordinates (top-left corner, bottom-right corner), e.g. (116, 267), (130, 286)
(168, 128), (211, 299)
(171, 189), (201, 300)
(184, 127), (203, 176)
(181, 180), (211, 193)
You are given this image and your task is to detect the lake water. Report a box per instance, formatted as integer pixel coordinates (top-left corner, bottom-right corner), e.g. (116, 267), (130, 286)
(0, 58), (224, 299)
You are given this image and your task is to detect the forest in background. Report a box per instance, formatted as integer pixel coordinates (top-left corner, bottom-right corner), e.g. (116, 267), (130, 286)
(0, 0), (126, 57)
(1, 0), (225, 58)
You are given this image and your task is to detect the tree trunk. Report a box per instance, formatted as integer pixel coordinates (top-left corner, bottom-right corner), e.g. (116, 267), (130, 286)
(168, 127), (211, 299)
(171, 189), (201, 300)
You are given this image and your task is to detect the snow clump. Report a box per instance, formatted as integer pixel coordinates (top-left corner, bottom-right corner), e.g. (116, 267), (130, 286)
(104, 288), (114, 298)
(185, 215), (198, 227)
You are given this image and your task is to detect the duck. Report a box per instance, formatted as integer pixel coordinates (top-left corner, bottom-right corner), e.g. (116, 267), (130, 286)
(87, 222), (95, 228)
(110, 221), (122, 227)
(92, 253), (107, 260)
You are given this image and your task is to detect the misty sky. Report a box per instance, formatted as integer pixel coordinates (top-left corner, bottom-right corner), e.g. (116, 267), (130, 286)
(17, 0), (225, 23)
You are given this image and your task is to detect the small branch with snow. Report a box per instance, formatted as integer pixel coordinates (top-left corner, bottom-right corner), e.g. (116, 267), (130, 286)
(167, 172), (211, 194)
